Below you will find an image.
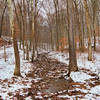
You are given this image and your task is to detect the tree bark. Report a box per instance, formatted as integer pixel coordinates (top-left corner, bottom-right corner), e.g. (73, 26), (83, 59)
(83, 0), (92, 61)
(67, 0), (78, 76)
(53, 0), (59, 51)
(0, 4), (7, 37)
(74, 1), (84, 52)
(8, 0), (21, 76)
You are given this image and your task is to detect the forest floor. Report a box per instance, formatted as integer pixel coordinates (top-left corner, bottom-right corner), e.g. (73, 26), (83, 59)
(0, 37), (100, 100)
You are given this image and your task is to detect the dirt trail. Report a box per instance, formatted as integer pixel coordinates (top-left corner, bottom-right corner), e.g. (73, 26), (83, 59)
(26, 53), (72, 95)
(25, 53), (100, 99)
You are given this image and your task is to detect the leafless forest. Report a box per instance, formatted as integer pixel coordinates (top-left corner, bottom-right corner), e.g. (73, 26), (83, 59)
(0, 0), (100, 99)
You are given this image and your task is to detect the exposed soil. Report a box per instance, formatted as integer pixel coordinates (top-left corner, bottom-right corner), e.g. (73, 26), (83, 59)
(25, 53), (73, 99)
(24, 53), (100, 99)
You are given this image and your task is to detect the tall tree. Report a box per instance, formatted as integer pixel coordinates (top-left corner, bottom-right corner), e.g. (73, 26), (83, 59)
(91, 0), (99, 51)
(53, 0), (59, 50)
(74, 0), (84, 52)
(8, 0), (21, 76)
(67, 0), (78, 76)
(31, 0), (37, 62)
(83, 0), (92, 61)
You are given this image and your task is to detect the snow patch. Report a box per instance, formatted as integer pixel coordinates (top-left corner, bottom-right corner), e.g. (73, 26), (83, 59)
(48, 52), (69, 65)
(35, 96), (43, 99)
(70, 71), (93, 83)
(90, 85), (100, 95)
(58, 95), (70, 98)
(25, 96), (32, 100)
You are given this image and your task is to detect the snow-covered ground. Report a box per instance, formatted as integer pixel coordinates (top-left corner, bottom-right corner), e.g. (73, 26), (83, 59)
(0, 45), (33, 79)
(0, 43), (100, 99)
(0, 45), (39, 99)
(48, 50), (100, 78)
(48, 46), (100, 99)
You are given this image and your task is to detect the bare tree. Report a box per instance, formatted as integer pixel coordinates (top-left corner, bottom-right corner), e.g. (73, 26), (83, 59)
(8, 0), (21, 76)
(83, 0), (92, 61)
(66, 0), (78, 76)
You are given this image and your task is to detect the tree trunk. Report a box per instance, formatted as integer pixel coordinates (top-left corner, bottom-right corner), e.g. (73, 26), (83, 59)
(8, 0), (21, 76)
(74, 1), (83, 52)
(13, 33), (21, 76)
(83, 0), (92, 61)
(67, 0), (78, 76)
(93, 23), (96, 51)
(54, 0), (59, 51)
(31, 0), (35, 62)
(26, 41), (29, 60)
(0, 5), (7, 38)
